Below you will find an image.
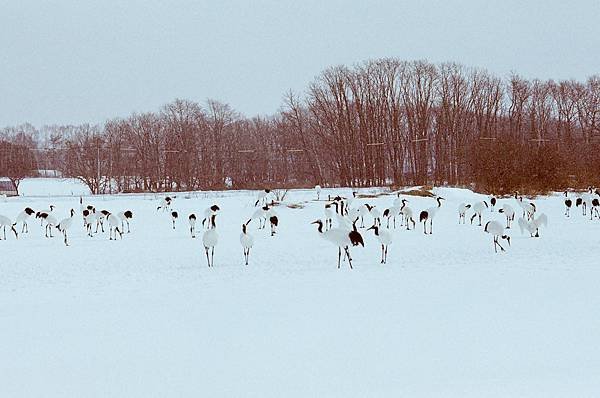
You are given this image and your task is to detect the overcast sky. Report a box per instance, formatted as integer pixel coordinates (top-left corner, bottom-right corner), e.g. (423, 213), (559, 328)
(1, 0), (598, 127)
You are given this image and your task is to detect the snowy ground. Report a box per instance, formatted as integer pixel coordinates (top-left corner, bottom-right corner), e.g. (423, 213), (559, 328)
(1, 180), (600, 397)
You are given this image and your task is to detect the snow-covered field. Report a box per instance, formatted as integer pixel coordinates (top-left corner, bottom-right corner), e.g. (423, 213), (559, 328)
(1, 179), (599, 397)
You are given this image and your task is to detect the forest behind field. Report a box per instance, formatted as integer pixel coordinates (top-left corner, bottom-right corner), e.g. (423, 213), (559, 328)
(1, 59), (599, 194)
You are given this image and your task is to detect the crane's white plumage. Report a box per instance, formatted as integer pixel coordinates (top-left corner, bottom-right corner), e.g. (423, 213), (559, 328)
(15, 207), (35, 233)
(458, 203), (471, 224)
(202, 214), (219, 267)
(107, 212), (123, 240)
(470, 201), (489, 226)
(56, 209), (76, 246)
(498, 204), (516, 229)
(419, 197), (445, 234)
(240, 222), (254, 265)
(484, 220), (511, 253)
(312, 219), (363, 269)
(0, 214), (18, 240)
(367, 225), (392, 264)
(518, 213), (548, 237)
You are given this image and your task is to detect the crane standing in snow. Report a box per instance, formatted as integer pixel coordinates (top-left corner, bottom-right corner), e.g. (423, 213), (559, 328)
(470, 201), (489, 226)
(591, 197), (599, 220)
(15, 207), (35, 233)
(383, 204), (400, 229)
(201, 205), (220, 230)
(0, 215), (18, 240)
(518, 213), (548, 238)
(202, 214), (218, 267)
(118, 211), (133, 233)
(458, 203), (471, 224)
(367, 224), (392, 264)
(419, 197), (445, 234)
(399, 199), (415, 230)
(107, 212), (124, 240)
(267, 207), (279, 236)
(56, 209), (76, 246)
(254, 189), (271, 207)
(311, 219), (364, 269)
(82, 209), (94, 237)
(515, 192), (536, 220)
(248, 205), (269, 229)
(564, 191), (573, 217)
(365, 204), (381, 227)
(498, 204), (516, 229)
(170, 211), (178, 230)
(36, 205), (55, 226)
(324, 203), (334, 230)
(484, 220), (511, 253)
(188, 214), (197, 238)
(43, 213), (58, 238)
(315, 185), (322, 200)
(156, 197), (173, 212)
(240, 222), (254, 265)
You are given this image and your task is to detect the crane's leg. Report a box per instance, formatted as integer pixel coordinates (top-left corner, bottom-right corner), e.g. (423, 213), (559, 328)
(205, 247), (210, 267)
(381, 244), (385, 264)
(337, 247), (341, 269)
(497, 237), (505, 252)
(345, 247), (353, 269)
(211, 247), (215, 267)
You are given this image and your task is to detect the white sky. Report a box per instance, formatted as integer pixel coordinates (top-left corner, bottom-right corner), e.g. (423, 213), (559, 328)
(1, 0), (598, 127)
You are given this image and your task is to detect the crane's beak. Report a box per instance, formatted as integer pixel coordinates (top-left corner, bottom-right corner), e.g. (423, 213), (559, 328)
(310, 220), (319, 225)
(366, 225), (375, 231)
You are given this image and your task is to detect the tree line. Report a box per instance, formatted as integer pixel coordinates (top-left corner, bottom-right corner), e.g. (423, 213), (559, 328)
(1, 59), (598, 194)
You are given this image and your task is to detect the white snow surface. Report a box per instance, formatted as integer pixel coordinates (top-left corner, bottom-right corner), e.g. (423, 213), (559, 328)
(1, 181), (599, 397)
(16, 177), (91, 197)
